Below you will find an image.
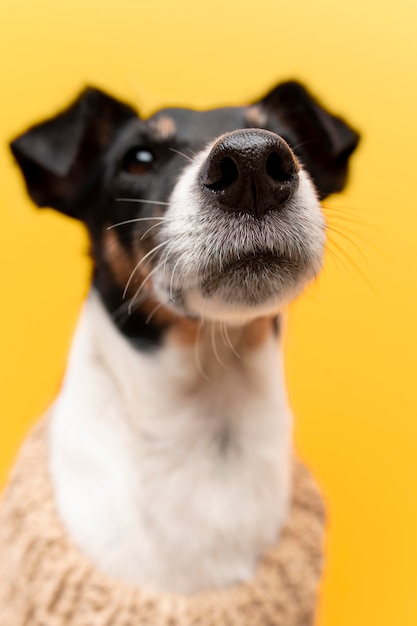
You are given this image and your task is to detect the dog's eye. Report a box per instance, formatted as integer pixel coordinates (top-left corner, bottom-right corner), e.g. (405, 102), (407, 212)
(123, 148), (155, 175)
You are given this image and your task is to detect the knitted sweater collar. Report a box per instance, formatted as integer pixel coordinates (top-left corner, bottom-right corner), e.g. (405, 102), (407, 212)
(0, 419), (325, 625)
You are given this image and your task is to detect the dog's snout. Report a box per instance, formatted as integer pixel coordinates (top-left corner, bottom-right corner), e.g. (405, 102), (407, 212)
(200, 129), (300, 217)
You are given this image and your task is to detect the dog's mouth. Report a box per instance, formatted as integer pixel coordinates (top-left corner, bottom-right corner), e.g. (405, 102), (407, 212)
(153, 203), (325, 321)
(202, 252), (290, 288)
(198, 249), (309, 304)
(153, 236), (322, 321)
(219, 252), (282, 273)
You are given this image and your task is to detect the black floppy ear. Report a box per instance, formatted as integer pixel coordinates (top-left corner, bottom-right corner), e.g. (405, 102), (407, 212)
(10, 87), (137, 218)
(257, 80), (360, 198)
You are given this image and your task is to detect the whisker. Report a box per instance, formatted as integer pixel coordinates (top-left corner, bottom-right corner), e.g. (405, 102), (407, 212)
(145, 301), (165, 325)
(211, 323), (228, 370)
(111, 300), (130, 322)
(112, 291), (149, 325)
(159, 243), (174, 277)
(128, 249), (179, 314)
(169, 148), (193, 162)
(128, 262), (165, 315)
(326, 234), (383, 301)
(325, 219), (387, 259)
(123, 240), (172, 299)
(323, 206), (384, 233)
(291, 137), (318, 152)
(107, 217), (170, 230)
(140, 221), (171, 240)
(194, 321), (209, 382)
(323, 209), (376, 229)
(325, 224), (367, 265)
(322, 199), (380, 217)
(220, 321), (228, 351)
(221, 322), (240, 359)
(116, 198), (170, 206)
(325, 245), (350, 273)
(169, 256), (183, 302)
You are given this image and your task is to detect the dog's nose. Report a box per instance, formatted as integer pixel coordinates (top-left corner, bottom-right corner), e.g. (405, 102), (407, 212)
(200, 129), (300, 217)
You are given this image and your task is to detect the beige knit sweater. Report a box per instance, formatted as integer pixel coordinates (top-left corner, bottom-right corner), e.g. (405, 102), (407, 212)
(0, 420), (326, 626)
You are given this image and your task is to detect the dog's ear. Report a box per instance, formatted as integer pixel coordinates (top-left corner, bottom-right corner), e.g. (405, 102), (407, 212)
(10, 87), (137, 218)
(257, 80), (360, 198)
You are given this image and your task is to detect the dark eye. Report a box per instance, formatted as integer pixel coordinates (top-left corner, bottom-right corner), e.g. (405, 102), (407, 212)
(123, 147), (155, 175)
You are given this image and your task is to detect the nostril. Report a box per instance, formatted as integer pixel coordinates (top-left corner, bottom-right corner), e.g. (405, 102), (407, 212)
(201, 130), (300, 216)
(202, 156), (239, 192)
(266, 152), (294, 183)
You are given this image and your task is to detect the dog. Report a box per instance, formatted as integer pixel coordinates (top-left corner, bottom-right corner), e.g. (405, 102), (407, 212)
(10, 80), (359, 595)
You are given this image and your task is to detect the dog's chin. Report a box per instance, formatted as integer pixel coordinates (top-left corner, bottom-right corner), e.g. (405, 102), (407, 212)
(162, 256), (320, 324)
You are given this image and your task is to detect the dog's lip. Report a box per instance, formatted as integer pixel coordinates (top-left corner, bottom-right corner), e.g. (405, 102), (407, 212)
(221, 252), (281, 272)
(202, 252), (287, 284)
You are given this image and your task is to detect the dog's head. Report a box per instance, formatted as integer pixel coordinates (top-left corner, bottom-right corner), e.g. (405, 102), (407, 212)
(11, 81), (359, 343)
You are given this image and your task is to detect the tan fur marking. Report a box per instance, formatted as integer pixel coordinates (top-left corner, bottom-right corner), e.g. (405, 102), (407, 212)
(103, 230), (275, 346)
(149, 116), (177, 141)
(102, 230), (133, 288)
(140, 297), (180, 326)
(103, 229), (165, 296)
(168, 316), (274, 352)
(103, 230), (196, 334)
(167, 318), (200, 346)
(246, 106), (268, 128)
(239, 317), (274, 351)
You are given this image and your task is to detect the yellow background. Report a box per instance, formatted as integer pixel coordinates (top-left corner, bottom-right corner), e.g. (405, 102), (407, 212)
(1, 0), (417, 623)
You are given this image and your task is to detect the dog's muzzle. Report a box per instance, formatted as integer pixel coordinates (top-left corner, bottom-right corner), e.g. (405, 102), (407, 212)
(156, 128), (324, 320)
(200, 129), (300, 218)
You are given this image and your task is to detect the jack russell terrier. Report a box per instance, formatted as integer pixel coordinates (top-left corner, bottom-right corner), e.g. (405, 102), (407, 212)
(10, 80), (359, 594)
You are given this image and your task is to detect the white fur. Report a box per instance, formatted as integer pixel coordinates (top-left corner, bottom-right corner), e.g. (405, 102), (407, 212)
(49, 139), (325, 594)
(154, 144), (325, 322)
(50, 290), (293, 594)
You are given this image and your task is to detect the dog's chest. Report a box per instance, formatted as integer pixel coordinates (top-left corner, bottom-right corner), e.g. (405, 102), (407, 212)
(49, 292), (292, 593)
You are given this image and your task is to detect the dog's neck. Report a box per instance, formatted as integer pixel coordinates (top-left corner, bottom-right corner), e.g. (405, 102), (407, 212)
(50, 289), (293, 593)
(66, 289), (287, 426)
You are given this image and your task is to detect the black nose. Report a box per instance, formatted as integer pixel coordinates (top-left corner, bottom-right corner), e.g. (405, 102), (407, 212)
(200, 129), (299, 217)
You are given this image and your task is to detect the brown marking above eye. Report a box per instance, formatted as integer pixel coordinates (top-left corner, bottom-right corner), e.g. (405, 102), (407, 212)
(246, 106), (268, 128)
(148, 115), (177, 141)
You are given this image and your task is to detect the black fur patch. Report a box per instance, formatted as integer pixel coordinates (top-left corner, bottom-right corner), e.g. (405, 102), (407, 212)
(11, 83), (359, 348)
